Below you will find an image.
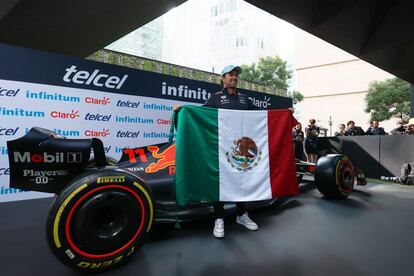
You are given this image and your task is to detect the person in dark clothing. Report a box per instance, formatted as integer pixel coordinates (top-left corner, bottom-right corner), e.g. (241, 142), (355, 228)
(175, 65), (259, 238)
(365, 120), (387, 135)
(305, 119), (320, 163)
(390, 119), (406, 135)
(345, 120), (365, 136)
(334, 123), (347, 136)
(207, 65), (260, 238)
(293, 123), (305, 160)
(204, 65), (259, 238)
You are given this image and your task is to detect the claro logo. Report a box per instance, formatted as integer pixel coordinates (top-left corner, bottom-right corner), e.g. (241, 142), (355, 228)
(85, 96), (110, 105)
(51, 110), (80, 119)
(13, 152), (83, 163)
(63, 65), (128, 89)
(84, 129), (110, 137)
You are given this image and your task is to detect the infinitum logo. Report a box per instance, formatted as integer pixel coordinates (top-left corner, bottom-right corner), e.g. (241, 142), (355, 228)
(51, 110), (80, 119)
(25, 90), (80, 102)
(161, 82), (210, 101)
(24, 128), (80, 137)
(63, 65), (128, 89)
(0, 147), (8, 155)
(0, 107), (44, 117)
(0, 186), (28, 195)
(143, 103), (173, 111)
(115, 116), (153, 124)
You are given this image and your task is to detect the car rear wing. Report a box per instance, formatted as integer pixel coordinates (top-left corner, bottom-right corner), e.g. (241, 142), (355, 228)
(7, 127), (106, 193)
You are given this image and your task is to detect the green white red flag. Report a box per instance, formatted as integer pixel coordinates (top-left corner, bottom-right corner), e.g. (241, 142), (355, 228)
(175, 105), (299, 205)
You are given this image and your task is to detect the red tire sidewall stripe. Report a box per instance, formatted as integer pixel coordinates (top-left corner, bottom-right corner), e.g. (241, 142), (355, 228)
(64, 184), (146, 259)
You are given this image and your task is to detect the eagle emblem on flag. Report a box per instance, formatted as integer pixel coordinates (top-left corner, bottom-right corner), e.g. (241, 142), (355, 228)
(226, 136), (262, 172)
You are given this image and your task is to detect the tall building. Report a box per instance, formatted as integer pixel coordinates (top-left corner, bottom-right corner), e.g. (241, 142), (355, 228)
(294, 28), (395, 134)
(105, 0), (295, 78)
(162, 0), (295, 74)
(106, 17), (163, 60)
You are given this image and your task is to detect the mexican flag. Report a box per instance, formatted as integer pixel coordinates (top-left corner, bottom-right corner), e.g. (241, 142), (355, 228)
(175, 105), (299, 206)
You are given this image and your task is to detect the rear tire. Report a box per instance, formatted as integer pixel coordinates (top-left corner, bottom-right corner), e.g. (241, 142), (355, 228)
(314, 154), (354, 199)
(87, 156), (118, 167)
(46, 168), (154, 272)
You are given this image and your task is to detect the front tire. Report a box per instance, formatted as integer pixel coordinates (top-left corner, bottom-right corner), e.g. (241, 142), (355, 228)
(314, 154), (354, 199)
(46, 168), (154, 271)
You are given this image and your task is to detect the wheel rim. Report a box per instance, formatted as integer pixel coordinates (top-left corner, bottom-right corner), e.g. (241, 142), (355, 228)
(65, 185), (146, 259)
(337, 160), (354, 193)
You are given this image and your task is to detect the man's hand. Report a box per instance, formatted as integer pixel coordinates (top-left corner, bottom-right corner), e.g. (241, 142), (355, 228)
(173, 105), (182, 112)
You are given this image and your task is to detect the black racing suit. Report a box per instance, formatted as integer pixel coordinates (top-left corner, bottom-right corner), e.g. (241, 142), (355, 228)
(203, 88), (256, 218)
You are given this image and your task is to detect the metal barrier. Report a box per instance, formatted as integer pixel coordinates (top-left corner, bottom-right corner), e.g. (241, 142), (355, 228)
(318, 136), (414, 179)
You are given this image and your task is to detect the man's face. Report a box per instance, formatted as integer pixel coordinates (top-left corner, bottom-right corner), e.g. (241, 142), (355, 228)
(221, 70), (239, 89)
(348, 123), (355, 128)
(373, 121), (379, 128)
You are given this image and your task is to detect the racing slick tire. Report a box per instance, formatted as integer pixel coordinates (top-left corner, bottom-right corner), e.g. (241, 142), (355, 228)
(314, 154), (355, 199)
(46, 168), (154, 272)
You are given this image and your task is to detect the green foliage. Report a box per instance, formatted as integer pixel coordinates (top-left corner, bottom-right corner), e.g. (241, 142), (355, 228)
(239, 56), (292, 92)
(364, 77), (410, 121)
(143, 60), (152, 71)
(288, 90), (304, 104)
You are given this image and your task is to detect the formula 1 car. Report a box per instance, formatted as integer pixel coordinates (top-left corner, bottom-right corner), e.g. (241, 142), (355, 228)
(7, 127), (361, 272)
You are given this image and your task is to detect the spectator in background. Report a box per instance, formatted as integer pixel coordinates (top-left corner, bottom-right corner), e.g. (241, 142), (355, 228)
(366, 121), (373, 133)
(305, 119), (320, 163)
(345, 120), (365, 136)
(334, 123), (347, 136)
(390, 119), (406, 135)
(366, 120), (387, 135)
(293, 123), (305, 160)
(407, 118), (414, 135)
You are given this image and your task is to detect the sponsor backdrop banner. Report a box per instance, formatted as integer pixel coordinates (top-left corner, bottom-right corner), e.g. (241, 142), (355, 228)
(0, 43), (291, 203)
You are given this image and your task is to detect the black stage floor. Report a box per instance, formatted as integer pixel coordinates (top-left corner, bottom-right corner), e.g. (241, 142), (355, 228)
(1, 182), (414, 276)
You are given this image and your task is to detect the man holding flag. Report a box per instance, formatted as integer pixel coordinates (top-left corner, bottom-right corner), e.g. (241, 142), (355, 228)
(174, 65), (299, 239)
(204, 65), (259, 238)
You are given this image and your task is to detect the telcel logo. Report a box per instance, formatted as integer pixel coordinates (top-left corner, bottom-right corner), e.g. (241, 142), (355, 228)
(13, 152), (83, 163)
(0, 87), (19, 97)
(84, 129), (110, 137)
(85, 96), (110, 105)
(116, 100), (140, 108)
(0, 167), (10, 175)
(0, 127), (19, 136)
(63, 65), (128, 89)
(51, 110), (80, 119)
(85, 113), (112, 121)
(116, 130), (140, 138)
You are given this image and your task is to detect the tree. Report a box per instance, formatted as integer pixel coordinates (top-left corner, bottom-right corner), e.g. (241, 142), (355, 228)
(364, 77), (410, 121)
(288, 90), (304, 105)
(240, 56), (292, 92)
